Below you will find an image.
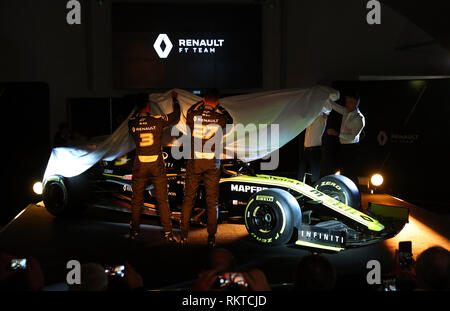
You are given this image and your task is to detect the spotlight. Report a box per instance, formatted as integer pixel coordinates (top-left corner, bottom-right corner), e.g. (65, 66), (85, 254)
(33, 181), (43, 195)
(371, 174), (383, 187)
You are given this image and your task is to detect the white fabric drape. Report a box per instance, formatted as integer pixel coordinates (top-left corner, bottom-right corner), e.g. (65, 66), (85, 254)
(43, 86), (338, 180)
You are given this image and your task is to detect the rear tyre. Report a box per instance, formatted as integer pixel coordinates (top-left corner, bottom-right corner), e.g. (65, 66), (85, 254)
(314, 174), (361, 210)
(244, 188), (302, 246)
(42, 175), (88, 217)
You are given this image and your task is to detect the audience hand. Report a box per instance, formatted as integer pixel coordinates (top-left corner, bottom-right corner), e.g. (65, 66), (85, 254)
(0, 253), (15, 281)
(242, 268), (271, 291)
(192, 269), (219, 291)
(123, 262), (144, 290)
(26, 257), (44, 291)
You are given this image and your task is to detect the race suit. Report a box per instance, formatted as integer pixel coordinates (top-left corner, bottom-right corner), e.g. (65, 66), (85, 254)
(181, 100), (233, 238)
(128, 98), (180, 233)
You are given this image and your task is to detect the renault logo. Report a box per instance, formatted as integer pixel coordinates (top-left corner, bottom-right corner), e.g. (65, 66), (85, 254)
(153, 34), (173, 58)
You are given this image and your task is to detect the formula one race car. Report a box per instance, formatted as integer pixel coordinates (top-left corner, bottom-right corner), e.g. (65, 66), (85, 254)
(42, 148), (408, 252)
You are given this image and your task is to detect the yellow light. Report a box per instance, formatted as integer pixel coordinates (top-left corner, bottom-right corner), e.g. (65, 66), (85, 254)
(371, 174), (383, 187)
(33, 181), (43, 195)
(335, 170), (341, 175)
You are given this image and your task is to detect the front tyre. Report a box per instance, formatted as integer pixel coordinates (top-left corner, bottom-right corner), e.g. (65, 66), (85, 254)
(42, 175), (88, 216)
(314, 174), (361, 210)
(244, 188), (301, 246)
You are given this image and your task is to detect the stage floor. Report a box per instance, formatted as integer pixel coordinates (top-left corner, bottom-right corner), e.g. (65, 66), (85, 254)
(0, 194), (449, 290)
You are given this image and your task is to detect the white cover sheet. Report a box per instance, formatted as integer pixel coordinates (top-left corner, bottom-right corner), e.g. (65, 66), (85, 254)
(43, 86), (338, 180)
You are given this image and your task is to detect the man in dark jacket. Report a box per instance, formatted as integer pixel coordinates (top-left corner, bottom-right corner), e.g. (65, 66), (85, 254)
(128, 91), (180, 242)
(180, 89), (233, 247)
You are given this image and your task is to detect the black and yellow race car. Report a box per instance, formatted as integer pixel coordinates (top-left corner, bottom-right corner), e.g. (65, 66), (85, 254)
(42, 148), (408, 252)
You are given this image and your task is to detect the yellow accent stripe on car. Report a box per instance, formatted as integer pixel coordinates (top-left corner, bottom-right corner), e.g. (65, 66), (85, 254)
(103, 173), (124, 179)
(295, 240), (344, 252)
(220, 175), (384, 232)
(114, 156), (128, 166)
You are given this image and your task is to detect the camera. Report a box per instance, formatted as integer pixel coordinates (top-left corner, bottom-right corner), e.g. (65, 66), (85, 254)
(382, 276), (397, 291)
(9, 258), (27, 271)
(104, 265), (126, 278)
(215, 272), (248, 290)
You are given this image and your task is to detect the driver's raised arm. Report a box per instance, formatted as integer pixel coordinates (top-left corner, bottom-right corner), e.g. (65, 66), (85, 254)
(162, 91), (181, 128)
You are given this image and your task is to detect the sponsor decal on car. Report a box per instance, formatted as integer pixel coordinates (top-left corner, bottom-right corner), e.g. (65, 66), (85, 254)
(230, 184), (268, 193)
(122, 175), (132, 180)
(250, 233), (273, 244)
(297, 225), (346, 250)
(318, 181), (342, 191)
(255, 195), (274, 202)
(299, 226), (344, 244)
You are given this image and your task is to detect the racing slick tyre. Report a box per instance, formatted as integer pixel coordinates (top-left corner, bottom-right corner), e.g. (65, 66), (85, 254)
(42, 175), (88, 217)
(244, 188), (302, 246)
(314, 174), (361, 211)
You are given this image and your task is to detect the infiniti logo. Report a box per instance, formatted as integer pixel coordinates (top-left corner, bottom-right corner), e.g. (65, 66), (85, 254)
(153, 34), (173, 58)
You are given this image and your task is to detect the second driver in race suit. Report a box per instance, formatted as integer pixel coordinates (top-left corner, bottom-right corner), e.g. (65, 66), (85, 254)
(180, 89), (233, 247)
(128, 91), (180, 243)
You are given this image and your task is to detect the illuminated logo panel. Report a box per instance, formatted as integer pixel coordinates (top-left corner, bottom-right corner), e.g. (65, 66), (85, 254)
(153, 34), (173, 58)
(153, 33), (225, 59)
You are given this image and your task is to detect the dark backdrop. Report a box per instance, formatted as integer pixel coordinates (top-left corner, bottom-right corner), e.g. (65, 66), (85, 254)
(0, 83), (50, 225)
(327, 79), (449, 210)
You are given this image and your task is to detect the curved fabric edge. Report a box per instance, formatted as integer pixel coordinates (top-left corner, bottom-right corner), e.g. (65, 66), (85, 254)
(43, 86), (338, 180)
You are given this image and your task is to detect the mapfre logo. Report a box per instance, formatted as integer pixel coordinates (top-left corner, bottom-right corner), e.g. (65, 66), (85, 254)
(153, 34), (173, 58)
(230, 184), (268, 193)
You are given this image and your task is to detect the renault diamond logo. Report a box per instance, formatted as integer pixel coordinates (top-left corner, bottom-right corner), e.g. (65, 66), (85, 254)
(153, 34), (173, 58)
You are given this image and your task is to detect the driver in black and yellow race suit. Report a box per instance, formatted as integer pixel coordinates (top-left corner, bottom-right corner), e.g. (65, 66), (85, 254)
(128, 91), (180, 243)
(180, 89), (233, 247)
